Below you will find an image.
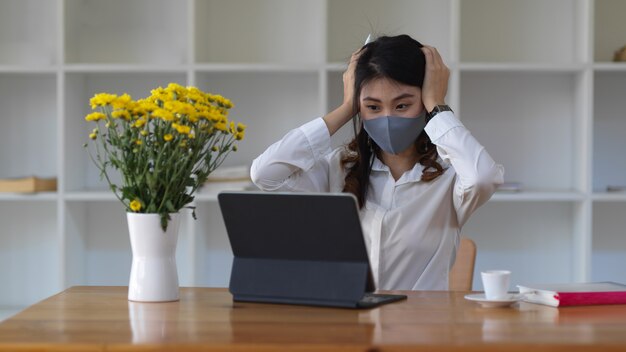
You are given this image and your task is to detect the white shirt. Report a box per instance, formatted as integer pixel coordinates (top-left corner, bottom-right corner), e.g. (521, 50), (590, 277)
(250, 111), (504, 290)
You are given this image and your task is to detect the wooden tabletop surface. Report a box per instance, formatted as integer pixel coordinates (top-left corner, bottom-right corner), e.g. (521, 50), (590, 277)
(1, 286), (626, 351)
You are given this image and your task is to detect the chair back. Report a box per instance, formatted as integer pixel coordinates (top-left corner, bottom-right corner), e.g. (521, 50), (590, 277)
(448, 236), (477, 291)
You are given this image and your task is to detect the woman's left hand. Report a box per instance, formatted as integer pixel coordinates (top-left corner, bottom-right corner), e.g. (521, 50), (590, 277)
(421, 45), (450, 113)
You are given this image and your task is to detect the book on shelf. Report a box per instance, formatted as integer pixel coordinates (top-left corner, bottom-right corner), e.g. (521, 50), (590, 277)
(201, 165), (252, 194)
(517, 282), (626, 307)
(607, 185), (626, 193)
(0, 176), (57, 193)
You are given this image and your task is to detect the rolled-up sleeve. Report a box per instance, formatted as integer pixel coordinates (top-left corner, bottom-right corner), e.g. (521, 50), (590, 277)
(425, 111), (504, 226)
(250, 117), (334, 192)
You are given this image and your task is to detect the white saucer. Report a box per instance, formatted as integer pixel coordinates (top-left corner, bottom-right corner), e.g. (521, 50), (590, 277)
(464, 293), (520, 308)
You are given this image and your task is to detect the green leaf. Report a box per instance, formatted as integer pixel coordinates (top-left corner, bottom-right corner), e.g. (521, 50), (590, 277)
(160, 213), (169, 232)
(165, 200), (176, 213)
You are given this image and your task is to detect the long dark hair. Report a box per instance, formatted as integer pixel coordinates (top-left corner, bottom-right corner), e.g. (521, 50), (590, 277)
(341, 35), (445, 208)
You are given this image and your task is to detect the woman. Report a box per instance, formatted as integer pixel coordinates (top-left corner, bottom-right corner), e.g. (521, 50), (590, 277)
(250, 35), (504, 290)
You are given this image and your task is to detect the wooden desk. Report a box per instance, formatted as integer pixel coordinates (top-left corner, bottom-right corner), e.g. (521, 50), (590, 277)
(1, 287), (626, 351)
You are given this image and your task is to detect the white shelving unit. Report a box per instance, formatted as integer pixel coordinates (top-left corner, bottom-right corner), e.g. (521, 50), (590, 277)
(1, 0), (626, 318)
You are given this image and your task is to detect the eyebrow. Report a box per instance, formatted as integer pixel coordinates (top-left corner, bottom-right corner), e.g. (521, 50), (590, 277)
(362, 93), (415, 102)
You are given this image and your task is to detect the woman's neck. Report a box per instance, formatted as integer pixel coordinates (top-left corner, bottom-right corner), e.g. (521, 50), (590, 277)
(380, 148), (420, 181)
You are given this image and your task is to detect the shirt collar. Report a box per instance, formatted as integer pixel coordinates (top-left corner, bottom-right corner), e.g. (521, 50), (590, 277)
(370, 155), (424, 184)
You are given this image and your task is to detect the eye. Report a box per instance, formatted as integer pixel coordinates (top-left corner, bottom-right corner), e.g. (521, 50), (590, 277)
(396, 103), (410, 110)
(366, 105), (380, 112)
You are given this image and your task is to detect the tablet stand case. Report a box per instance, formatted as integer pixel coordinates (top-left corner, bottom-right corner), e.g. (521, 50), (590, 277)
(230, 257), (371, 308)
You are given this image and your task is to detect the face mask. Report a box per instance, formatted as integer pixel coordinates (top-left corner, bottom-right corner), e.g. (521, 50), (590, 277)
(362, 112), (427, 154)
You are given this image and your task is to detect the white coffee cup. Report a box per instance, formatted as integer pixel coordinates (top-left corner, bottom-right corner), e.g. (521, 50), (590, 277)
(481, 270), (511, 300)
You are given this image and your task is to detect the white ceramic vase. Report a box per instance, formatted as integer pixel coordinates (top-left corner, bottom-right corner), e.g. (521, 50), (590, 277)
(127, 212), (180, 302)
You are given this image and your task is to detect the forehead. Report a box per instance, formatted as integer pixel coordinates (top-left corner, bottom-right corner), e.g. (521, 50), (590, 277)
(360, 77), (421, 99)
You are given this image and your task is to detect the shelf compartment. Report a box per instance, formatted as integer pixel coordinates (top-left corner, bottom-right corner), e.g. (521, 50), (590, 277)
(194, 0), (324, 64)
(0, 0), (57, 65)
(64, 72), (187, 192)
(594, 0), (626, 63)
(0, 73), (57, 180)
(192, 202), (232, 287)
(195, 71), (320, 168)
(0, 202), (60, 307)
(64, 0), (188, 64)
(64, 202), (195, 287)
(463, 202), (577, 289)
(592, 203), (626, 283)
(327, 0), (451, 63)
(460, 0), (585, 64)
(460, 71), (582, 192)
(593, 72), (626, 193)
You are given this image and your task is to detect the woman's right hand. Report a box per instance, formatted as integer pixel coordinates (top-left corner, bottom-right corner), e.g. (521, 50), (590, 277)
(323, 48), (363, 135)
(342, 49), (362, 113)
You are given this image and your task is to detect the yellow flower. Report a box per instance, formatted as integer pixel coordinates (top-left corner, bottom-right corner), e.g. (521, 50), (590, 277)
(152, 108), (175, 121)
(172, 123), (191, 135)
(129, 199), (142, 212)
(90, 93), (117, 109)
(133, 119), (146, 128)
(212, 94), (233, 109)
(84, 83), (247, 228)
(188, 112), (199, 123)
(112, 93), (132, 109)
(165, 83), (186, 100)
(150, 87), (170, 101)
(187, 92), (205, 104)
(137, 100), (159, 113)
(167, 82), (185, 92)
(208, 111), (222, 123)
(164, 101), (196, 118)
(85, 112), (106, 122)
(187, 86), (203, 96)
(111, 110), (131, 120)
(196, 111), (209, 121)
(214, 122), (227, 132)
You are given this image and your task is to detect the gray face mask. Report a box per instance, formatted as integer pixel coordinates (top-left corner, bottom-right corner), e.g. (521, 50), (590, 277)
(362, 112), (427, 154)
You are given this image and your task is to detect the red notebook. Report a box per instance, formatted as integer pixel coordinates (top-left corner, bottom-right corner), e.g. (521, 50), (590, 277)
(517, 282), (626, 307)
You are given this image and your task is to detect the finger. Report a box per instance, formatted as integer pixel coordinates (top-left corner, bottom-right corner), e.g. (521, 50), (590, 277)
(423, 46), (442, 71)
(422, 47), (441, 73)
(421, 46), (434, 66)
(430, 47), (445, 69)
